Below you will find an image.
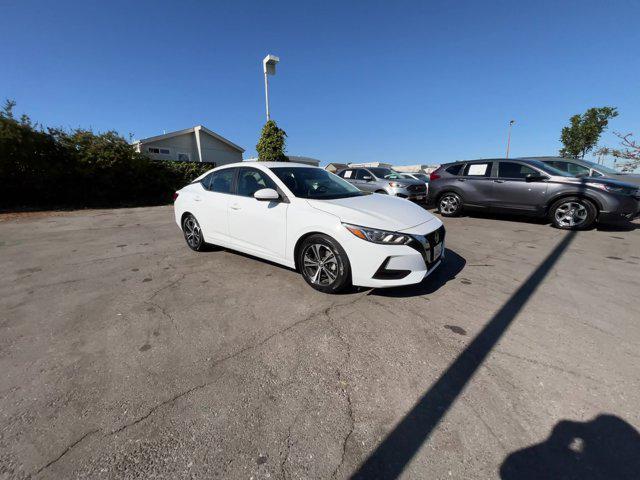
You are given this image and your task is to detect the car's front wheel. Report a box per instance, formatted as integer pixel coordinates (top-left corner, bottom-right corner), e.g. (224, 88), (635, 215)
(549, 197), (597, 230)
(182, 214), (208, 251)
(438, 192), (463, 217)
(298, 234), (351, 293)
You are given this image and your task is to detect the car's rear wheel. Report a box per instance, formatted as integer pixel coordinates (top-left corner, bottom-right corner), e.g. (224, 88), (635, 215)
(549, 197), (597, 230)
(438, 192), (463, 217)
(298, 234), (351, 293)
(182, 214), (208, 251)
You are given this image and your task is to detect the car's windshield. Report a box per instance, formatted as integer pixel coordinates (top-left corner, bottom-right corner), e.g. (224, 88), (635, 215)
(581, 160), (620, 175)
(270, 167), (365, 200)
(369, 168), (403, 179)
(527, 160), (573, 177)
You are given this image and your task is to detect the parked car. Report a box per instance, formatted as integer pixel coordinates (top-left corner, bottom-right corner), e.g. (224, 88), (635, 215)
(174, 163), (445, 293)
(532, 156), (640, 187)
(337, 167), (427, 203)
(428, 158), (640, 229)
(399, 172), (430, 195)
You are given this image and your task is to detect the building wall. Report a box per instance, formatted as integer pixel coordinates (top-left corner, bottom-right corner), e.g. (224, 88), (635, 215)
(141, 134), (199, 162)
(140, 131), (242, 165)
(199, 132), (243, 165)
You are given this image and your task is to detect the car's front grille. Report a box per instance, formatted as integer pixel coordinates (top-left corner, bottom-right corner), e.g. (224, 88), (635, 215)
(407, 225), (446, 268)
(407, 184), (426, 193)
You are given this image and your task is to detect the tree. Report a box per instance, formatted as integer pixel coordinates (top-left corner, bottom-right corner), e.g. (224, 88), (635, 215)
(256, 120), (288, 162)
(597, 132), (640, 172)
(559, 107), (618, 159)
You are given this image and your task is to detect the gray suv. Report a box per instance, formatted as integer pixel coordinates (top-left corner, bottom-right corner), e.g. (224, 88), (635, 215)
(428, 158), (640, 229)
(530, 156), (640, 187)
(337, 167), (427, 203)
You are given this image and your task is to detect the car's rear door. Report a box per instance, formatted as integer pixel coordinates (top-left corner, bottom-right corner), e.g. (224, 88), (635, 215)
(227, 167), (288, 260)
(491, 161), (549, 212)
(200, 167), (236, 243)
(457, 161), (495, 206)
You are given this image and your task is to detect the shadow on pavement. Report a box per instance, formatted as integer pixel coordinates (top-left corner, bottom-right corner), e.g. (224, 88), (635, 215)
(351, 230), (577, 479)
(369, 249), (466, 298)
(500, 414), (640, 480)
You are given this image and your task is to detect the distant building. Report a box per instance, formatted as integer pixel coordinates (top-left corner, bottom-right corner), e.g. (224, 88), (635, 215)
(245, 155), (321, 166)
(393, 164), (440, 173)
(348, 162), (393, 168)
(133, 125), (244, 166)
(325, 162), (348, 173)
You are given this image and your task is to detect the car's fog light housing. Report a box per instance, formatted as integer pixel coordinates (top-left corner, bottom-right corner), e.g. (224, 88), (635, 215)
(343, 223), (411, 245)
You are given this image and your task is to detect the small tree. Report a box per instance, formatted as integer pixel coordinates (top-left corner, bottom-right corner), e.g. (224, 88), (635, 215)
(597, 132), (640, 172)
(256, 120), (288, 162)
(560, 107), (618, 159)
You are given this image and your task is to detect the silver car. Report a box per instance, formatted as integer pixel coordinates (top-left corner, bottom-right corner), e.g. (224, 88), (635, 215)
(337, 167), (427, 203)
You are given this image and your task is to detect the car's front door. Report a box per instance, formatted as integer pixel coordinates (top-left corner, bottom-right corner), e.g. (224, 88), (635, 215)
(200, 167), (236, 243)
(457, 162), (495, 206)
(355, 169), (377, 192)
(491, 161), (549, 212)
(227, 167), (288, 260)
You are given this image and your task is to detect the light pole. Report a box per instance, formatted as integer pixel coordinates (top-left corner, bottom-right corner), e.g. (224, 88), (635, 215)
(505, 120), (515, 159)
(262, 54), (279, 121)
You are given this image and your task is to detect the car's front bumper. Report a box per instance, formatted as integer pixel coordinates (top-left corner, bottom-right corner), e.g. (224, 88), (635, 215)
(341, 219), (445, 288)
(598, 195), (640, 223)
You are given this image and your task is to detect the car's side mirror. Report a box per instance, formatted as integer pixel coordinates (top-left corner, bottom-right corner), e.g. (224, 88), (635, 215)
(254, 188), (280, 201)
(525, 174), (547, 182)
(362, 175), (373, 181)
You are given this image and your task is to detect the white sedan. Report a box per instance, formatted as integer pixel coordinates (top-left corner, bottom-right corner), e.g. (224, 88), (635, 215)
(174, 162), (445, 293)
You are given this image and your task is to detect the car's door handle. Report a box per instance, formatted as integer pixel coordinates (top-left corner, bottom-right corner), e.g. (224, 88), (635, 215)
(457, 179), (466, 182)
(194, 195), (202, 201)
(493, 180), (505, 183)
(230, 204), (241, 210)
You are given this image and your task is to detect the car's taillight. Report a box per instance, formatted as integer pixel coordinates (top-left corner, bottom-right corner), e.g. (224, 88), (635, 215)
(172, 192), (179, 201)
(430, 171), (441, 181)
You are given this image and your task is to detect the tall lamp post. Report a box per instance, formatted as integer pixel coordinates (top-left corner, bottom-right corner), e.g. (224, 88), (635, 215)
(505, 119), (515, 159)
(262, 54), (280, 121)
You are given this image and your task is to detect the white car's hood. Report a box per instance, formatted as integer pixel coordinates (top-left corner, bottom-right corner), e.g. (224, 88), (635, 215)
(306, 194), (438, 232)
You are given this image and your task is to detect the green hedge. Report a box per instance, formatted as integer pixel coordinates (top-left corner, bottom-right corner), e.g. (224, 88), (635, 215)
(0, 102), (212, 210)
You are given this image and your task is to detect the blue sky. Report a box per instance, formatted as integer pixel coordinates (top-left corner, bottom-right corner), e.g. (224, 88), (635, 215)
(2, 0), (638, 166)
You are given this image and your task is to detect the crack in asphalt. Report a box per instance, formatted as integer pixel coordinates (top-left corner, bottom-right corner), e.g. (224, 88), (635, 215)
(32, 428), (100, 477)
(30, 291), (369, 478)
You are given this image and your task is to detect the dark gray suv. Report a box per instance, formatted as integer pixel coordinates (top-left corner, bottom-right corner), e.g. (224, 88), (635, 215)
(428, 158), (640, 229)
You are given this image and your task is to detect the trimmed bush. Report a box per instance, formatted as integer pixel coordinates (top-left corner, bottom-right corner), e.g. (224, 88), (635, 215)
(0, 102), (211, 210)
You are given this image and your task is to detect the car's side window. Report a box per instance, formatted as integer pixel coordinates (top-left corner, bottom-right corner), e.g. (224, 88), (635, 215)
(207, 168), (235, 194)
(546, 161), (568, 172)
(200, 172), (214, 190)
(498, 162), (538, 179)
(566, 163), (590, 176)
(237, 168), (277, 197)
(591, 170), (603, 177)
(462, 163), (492, 177)
(355, 169), (370, 180)
(445, 164), (463, 176)
(341, 169), (355, 179)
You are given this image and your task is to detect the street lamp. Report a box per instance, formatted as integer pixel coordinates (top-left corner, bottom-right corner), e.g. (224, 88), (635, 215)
(262, 54), (280, 121)
(505, 120), (515, 159)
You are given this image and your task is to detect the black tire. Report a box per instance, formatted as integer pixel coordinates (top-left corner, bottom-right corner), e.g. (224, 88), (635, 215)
(438, 192), (463, 217)
(375, 190), (388, 194)
(298, 234), (351, 293)
(549, 197), (597, 230)
(182, 214), (208, 251)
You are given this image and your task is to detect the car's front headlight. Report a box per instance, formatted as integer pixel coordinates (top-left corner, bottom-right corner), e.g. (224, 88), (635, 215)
(586, 182), (634, 195)
(343, 223), (412, 245)
(389, 182), (404, 188)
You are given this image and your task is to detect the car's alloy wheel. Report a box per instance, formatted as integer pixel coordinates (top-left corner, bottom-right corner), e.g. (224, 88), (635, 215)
(303, 243), (339, 287)
(298, 234), (351, 293)
(549, 196), (596, 230)
(554, 201), (588, 228)
(182, 214), (206, 251)
(439, 193), (462, 216)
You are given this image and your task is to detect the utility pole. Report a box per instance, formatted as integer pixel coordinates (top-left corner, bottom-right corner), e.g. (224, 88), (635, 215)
(505, 120), (515, 159)
(262, 54), (280, 121)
